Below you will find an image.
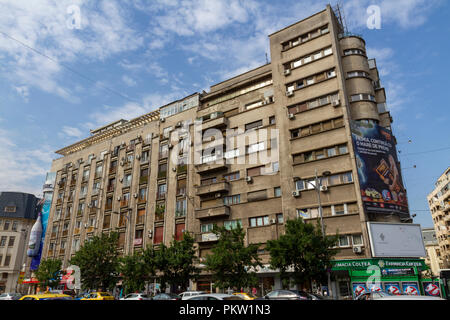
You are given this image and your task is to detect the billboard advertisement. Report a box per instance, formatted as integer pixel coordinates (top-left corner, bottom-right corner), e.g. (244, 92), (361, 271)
(367, 222), (427, 258)
(422, 281), (441, 297)
(350, 121), (409, 216)
(402, 282), (420, 295)
(30, 172), (56, 271)
(384, 282), (401, 295)
(352, 283), (367, 298)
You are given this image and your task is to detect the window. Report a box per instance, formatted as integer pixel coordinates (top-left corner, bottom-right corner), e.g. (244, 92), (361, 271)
(249, 216), (269, 227)
(4, 255), (11, 267)
(245, 120), (263, 131)
(4, 206), (16, 213)
(177, 178), (187, 195)
(201, 223), (214, 233)
(338, 236), (350, 247)
(176, 198), (187, 217)
(3, 220), (10, 231)
(141, 150), (149, 163)
(276, 213), (284, 224)
(175, 224), (185, 241)
(158, 163), (167, 179)
(274, 187), (282, 197)
(245, 101), (263, 110)
(352, 234), (363, 246)
(138, 188), (147, 203)
(123, 174), (132, 187)
(154, 226), (164, 244)
(269, 116), (276, 125)
(338, 144), (348, 154)
(247, 166), (264, 177)
(0, 236), (7, 247)
(136, 208), (146, 224)
(333, 204), (346, 215)
(324, 47), (332, 55)
(157, 184), (167, 199)
(224, 220), (242, 230)
(327, 147), (337, 157)
(224, 149), (240, 159)
(118, 233), (125, 248)
(159, 144), (169, 159)
(224, 172), (240, 181)
(11, 221), (18, 232)
(247, 142), (265, 154)
(224, 195), (240, 205)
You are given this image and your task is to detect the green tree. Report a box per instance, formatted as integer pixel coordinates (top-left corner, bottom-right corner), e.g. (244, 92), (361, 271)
(154, 232), (199, 292)
(35, 258), (62, 290)
(70, 232), (120, 291)
(118, 251), (152, 294)
(266, 218), (338, 288)
(204, 225), (261, 291)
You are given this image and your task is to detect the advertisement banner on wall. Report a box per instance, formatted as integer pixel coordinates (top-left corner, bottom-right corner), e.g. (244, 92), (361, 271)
(384, 282), (402, 295)
(350, 121), (409, 216)
(30, 172), (56, 271)
(422, 281), (441, 297)
(352, 283), (368, 298)
(402, 282), (420, 295)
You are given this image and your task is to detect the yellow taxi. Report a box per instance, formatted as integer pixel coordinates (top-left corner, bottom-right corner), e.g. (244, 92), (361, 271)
(80, 292), (115, 300)
(232, 292), (256, 300)
(19, 293), (73, 300)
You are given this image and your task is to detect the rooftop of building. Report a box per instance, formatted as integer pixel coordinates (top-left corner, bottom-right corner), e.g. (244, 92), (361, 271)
(0, 192), (41, 220)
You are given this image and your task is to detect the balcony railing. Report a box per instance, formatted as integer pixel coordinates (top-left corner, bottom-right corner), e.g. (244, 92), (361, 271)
(195, 205), (230, 220)
(196, 181), (229, 197)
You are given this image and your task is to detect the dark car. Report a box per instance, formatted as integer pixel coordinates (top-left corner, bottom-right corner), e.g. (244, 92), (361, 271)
(258, 290), (311, 300)
(152, 293), (181, 300)
(306, 292), (327, 300)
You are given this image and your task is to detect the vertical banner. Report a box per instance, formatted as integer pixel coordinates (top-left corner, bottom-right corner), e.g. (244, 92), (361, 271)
(350, 121), (409, 216)
(30, 172), (56, 271)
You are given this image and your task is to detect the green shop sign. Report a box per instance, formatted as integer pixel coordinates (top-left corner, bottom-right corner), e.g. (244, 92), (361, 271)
(331, 258), (427, 271)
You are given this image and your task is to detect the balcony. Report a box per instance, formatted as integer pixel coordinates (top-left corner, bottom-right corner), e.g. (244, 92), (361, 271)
(195, 205), (230, 220)
(196, 181), (230, 197)
(200, 116), (228, 131)
(195, 159), (228, 174)
(196, 232), (219, 243)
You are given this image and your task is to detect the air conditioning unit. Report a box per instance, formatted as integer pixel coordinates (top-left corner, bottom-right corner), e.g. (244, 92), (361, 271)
(120, 161), (124, 166)
(133, 193), (138, 198)
(87, 204), (92, 208)
(284, 69), (291, 76)
(320, 185), (329, 192)
(136, 155), (141, 160)
(117, 196), (121, 201)
(292, 190), (301, 198)
(286, 90), (294, 97)
(137, 134), (142, 139)
(353, 245), (363, 254)
(270, 218), (277, 225)
(288, 113), (295, 120)
(175, 121), (182, 128)
(246, 176), (253, 183)
(172, 167), (177, 172)
(215, 193), (221, 199)
(332, 99), (341, 107)
(119, 178), (123, 182)
(121, 141), (126, 147)
(168, 144), (173, 149)
(160, 117), (165, 123)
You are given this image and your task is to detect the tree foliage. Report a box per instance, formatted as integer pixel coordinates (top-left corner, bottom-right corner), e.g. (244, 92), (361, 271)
(69, 232), (120, 291)
(35, 258), (62, 290)
(266, 218), (338, 287)
(154, 232), (199, 292)
(118, 251), (153, 294)
(204, 225), (261, 290)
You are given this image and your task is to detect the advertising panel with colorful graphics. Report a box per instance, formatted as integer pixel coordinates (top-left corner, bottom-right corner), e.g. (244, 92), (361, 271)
(352, 283), (368, 298)
(422, 282), (441, 297)
(367, 283), (383, 292)
(384, 282), (402, 295)
(30, 172), (56, 271)
(402, 282), (420, 295)
(350, 121), (409, 216)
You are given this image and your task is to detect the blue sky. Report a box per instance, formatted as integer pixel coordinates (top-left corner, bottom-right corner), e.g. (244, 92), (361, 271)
(0, 0), (448, 228)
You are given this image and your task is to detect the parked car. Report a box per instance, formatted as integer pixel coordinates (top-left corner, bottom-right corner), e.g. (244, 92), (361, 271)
(232, 292), (257, 300)
(19, 293), (73, 300)
(0, 293), (23, 300)
(356, 291), (444, 300)
(184, 293), (244, 300)
(180, 291), (206, 300)
(120, 293), (151, 300)
(152, 293), (181, 300)
(257, 289), (311, 300)
(306, 292), (327, 300)
(80, 292), (115, 300)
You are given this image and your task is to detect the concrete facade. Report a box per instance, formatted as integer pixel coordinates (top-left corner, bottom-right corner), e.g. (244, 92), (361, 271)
(41, 5), (408, 297)
(427, 167), (450, 269)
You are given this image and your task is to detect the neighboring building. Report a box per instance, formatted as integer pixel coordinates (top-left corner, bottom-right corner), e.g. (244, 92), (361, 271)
(427, 167), (450, 269)
(422, 228), (443, 276)
(0, 192), (40, 293)
(41, 5), (419, 298)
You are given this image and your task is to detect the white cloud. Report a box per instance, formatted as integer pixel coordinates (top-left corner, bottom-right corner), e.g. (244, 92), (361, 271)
(122, 75), (137, 87)
(14, 85), (30, 102)
(61, 126), (83, 138)
(0, 129), (54, 195)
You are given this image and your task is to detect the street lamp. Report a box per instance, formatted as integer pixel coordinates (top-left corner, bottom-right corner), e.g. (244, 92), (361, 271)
(294, 169), (332, 297)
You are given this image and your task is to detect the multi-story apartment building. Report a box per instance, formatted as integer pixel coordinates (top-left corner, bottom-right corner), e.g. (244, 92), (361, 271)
(0, 192), (40, 293)
(422, 228), (444, 276)
(428, 167), (450, 269)
(41, 6), (416, 298)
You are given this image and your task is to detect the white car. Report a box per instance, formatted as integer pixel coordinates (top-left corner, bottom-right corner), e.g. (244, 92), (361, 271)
(120, 293), (151, 300)
(180, 291), (207, 300)
(0, 293), (22, 300)
(184, 293), (244, 301)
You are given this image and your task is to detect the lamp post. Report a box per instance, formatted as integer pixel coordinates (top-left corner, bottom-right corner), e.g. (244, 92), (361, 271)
(294, 169), (332, 297)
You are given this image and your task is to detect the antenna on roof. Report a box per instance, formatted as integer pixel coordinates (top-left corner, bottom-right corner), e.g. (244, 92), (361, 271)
(332, 1), (348, 33)
(265, 53), (269, 64)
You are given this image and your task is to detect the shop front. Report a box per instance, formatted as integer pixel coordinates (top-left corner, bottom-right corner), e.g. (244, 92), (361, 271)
(330, 258), (443, 298)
